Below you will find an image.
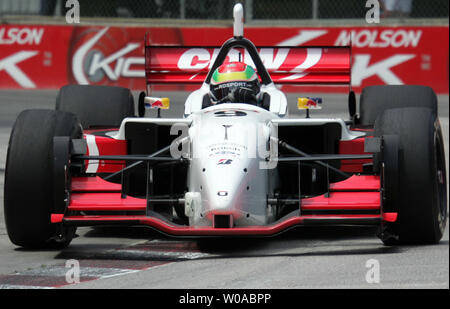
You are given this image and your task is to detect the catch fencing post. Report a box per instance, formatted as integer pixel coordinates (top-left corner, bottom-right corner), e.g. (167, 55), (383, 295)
(245, 0), (253, 23)
(180, 0), (186, 19)
(312, 0), (319, 19)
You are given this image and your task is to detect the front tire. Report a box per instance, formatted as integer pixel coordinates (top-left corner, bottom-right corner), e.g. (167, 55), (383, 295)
(375, 107), (447, 245)
(4, 110), (81, 249)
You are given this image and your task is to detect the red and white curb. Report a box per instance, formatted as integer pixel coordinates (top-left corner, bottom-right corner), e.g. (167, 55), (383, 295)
(0, 240), (213, 289)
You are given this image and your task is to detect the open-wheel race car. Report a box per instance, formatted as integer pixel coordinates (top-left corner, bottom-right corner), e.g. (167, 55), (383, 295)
(4, 4), (447, 249)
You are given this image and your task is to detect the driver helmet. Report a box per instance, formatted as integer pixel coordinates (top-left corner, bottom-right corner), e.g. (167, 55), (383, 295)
(209, 62), (260, 105)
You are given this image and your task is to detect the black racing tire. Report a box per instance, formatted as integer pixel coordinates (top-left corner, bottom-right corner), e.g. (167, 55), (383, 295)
(375, 107), (447, 245)
(56, 85), (134, 129)
(4, 110), (82, 249)
(359, 85), (438, 126)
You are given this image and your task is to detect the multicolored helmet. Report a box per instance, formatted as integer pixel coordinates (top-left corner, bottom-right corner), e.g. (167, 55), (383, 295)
(209, 62), (260, 105)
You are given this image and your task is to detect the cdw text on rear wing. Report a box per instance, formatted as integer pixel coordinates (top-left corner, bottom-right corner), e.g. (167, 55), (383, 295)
(145, 43), (351, 88)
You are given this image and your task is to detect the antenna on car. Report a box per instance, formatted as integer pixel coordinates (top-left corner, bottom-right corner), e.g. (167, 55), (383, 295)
(233, 3), (244, 38)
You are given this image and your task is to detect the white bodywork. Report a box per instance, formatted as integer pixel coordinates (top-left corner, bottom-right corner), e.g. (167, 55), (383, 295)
(113, 98), (363, 228)
(186, 103), (279, 227)
(184, 82), (288, 117)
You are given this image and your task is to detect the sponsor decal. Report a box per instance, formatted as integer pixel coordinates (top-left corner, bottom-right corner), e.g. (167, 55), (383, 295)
(177, 48), (212, 71)
(335, 29), (422, 48)
(0, 51), (39, 88)
(298, 97), (322, 109)
(176, 47), (325, 81)
(279, 48), (323, 81)
(216, 82), (247, 89)
(72, 27), (144, 85)
(217, 159), (233, 165)
(0, 27), (44, 45)
(209, 143), (246, 158)
(351, 54), (415, 86)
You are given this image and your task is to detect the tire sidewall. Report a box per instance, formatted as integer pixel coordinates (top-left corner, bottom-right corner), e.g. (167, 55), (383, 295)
(4, 110), (81, 248)
(376, 107), (446, 244)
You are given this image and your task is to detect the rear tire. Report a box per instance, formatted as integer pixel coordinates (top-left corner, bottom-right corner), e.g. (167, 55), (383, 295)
(359, 85), (437, 126)
(56, 85), (134, 128)
(4, 110), (81, 249)
(375, 107), (447, 245)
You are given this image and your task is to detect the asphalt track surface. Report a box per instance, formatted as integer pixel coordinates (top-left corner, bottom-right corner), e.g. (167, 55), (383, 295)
(0, 90), (448, 290)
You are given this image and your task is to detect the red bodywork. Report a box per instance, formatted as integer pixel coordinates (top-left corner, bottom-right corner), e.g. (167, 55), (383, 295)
(51, 132), (396, 237)
(83, 130), (127, 173)
(339, 137), (373, 173)
(145, 45), (351, 86)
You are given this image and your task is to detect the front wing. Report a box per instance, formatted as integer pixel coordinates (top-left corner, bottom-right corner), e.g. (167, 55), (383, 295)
(52, 174), (397, 237)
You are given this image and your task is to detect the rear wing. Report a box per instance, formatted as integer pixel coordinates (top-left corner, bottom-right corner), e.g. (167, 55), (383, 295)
(145, 42), (351, 89)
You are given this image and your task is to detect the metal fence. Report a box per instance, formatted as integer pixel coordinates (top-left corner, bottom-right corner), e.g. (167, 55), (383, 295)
(0, 0), (448, 20)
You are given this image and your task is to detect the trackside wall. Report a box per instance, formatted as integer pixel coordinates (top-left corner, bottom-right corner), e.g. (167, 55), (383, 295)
(0, 25), (448, 94)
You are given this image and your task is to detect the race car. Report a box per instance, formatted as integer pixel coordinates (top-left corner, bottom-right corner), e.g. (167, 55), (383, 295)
(4, 4), (446, 249)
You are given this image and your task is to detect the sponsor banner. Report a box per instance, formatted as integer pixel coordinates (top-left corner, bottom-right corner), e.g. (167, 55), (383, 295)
(0, 26), (71, 89)
(0, 25), (448, 93)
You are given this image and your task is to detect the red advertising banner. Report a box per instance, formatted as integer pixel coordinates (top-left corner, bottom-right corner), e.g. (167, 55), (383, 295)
(0, 24), (448, 93)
